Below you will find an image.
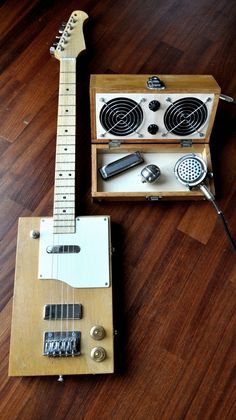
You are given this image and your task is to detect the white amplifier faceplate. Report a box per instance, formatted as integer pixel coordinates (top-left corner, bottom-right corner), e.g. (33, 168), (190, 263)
(95, 93), (214, 140)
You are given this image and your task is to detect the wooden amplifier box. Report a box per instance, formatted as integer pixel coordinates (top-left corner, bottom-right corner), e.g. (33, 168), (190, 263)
(90, 74), (221, 201)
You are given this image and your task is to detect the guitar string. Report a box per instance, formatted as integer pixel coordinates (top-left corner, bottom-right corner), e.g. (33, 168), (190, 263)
(44, 47), (77, 356)
(72, 63), (76, 340)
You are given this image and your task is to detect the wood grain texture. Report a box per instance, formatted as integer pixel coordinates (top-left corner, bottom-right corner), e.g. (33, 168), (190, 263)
(9, 217), (114, 376)
(0, 0), (236, 419)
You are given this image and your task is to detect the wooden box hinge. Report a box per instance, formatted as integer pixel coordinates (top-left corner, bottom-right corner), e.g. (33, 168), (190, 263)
(109, 139), (121, 148)
(181, 139), (193, 147)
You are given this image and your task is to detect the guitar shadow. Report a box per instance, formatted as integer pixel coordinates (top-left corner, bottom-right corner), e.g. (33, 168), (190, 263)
(111, 221), (127, 374)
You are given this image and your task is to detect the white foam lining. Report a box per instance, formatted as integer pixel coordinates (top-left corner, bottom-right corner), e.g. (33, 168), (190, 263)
(97, 152), (203, 193)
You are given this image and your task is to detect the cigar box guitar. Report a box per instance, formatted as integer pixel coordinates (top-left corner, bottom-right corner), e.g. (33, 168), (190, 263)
(9, 11), (114, 378)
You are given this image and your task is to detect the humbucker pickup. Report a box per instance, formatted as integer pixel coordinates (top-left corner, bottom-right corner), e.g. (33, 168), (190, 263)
(44, 304), (82, 320)
(43, 331), (81, 357)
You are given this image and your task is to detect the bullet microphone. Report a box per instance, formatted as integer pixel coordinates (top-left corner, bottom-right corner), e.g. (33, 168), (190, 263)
(174, 154), (236, 253)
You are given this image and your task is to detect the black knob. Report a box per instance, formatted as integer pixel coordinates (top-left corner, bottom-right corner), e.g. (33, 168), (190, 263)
(148, 124), (159, 135)
(149, 100), (160, 111)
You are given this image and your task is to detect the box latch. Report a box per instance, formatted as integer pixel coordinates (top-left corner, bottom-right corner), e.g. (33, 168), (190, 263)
(181, 139), (193, 147)
(146, 196), (162, 201)
(147, 76), (166, 90)
(109, 139), (121, 148)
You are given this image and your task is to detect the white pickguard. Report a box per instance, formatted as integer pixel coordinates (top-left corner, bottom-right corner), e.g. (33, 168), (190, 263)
(38, 216), (111, 288)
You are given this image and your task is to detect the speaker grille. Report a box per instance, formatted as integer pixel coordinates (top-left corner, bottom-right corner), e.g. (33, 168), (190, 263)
(99, 97), (143, 136)
(164, 97), (208, 136)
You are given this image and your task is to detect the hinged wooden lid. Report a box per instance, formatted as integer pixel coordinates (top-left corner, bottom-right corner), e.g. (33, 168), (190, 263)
(90, 74), (221, 145)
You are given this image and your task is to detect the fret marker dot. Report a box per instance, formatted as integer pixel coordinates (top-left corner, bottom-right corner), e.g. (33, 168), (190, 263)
(63, 196), (66, 199)
(64, 148), (67, 151)
(65, 129), (68, 132)
(63, 210), (66, 213)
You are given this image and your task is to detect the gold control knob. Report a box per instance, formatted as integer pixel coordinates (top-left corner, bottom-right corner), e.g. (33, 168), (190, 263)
(90, 325), (106, 340)
(90, 347), (106, 362)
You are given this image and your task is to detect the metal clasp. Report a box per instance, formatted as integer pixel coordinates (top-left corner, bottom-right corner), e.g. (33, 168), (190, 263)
(147, 76), (165, 90)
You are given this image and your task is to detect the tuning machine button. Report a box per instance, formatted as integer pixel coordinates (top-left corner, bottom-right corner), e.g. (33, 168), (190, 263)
(90, 347), (106, 362)
(149, 100), (160, 111)
(148, 124), (159, 135)
(50, 42), (58, 55)
(59, 22), (67, 34)
(90, 325), (106, 340)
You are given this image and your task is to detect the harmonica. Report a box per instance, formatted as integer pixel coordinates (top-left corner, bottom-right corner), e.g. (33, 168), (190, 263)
(99, 152), (144, 180)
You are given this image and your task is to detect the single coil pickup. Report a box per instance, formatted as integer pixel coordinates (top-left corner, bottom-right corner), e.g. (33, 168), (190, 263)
(43, 331), (80, 357)
(46, 245), (80, 254)
(44, 304), (82, 320)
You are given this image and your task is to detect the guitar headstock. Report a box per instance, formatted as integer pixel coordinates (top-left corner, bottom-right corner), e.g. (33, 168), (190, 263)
(50, 11), (88, 60)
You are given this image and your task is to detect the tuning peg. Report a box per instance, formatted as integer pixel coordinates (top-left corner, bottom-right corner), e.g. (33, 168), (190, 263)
(70, 16), (78, 23)
(55, 35), (61, 39)
(58, 22), (67, 34)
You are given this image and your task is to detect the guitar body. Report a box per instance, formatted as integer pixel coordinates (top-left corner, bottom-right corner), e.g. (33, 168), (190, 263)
(9, 217), (114, 376)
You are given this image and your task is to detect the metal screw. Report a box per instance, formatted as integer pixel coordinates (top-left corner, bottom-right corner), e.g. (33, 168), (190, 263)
(30, 230), (40, 239)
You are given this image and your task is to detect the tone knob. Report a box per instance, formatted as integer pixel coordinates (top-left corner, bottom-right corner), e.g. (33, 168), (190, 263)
(148, 124), (159, 135)
(149, 100), (160, 111)
(90, 325), (106, 340)
(90, 347), (106, 362)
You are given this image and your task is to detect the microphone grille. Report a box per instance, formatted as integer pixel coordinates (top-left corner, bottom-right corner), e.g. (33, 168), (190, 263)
(174, 155), (207, 186)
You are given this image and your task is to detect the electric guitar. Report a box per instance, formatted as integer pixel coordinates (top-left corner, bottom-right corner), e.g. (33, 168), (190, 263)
(9, 11), (114, 379)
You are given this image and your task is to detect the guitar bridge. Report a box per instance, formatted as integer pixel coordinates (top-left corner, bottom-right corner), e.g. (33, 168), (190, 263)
(43, 331), (81, 357)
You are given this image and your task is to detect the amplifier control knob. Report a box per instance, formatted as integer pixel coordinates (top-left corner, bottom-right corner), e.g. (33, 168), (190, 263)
(149, 100), (160, 111)
(90, 325), (106, 340)
(91, 347), (106, 362)
(148, 124), (159, 135)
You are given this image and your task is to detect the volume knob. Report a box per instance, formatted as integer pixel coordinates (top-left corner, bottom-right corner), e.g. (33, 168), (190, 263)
(90, 347), (106, 362)
(90, 325), (106, 340)
(149, 100), (160, 111)
(148, 124), (159, 135)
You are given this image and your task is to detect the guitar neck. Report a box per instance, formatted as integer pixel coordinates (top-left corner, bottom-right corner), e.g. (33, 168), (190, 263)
(53, 59), (76, 234)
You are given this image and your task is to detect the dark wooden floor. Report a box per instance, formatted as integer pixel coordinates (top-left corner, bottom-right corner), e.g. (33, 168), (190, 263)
(0, 0), (236, 418)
